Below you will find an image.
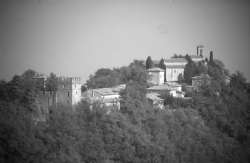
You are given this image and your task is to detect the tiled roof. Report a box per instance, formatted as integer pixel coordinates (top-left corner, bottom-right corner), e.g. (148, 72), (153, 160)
(148, 85), (174, 91)
(147, 82), (182, 91)
(164, 58), (187, 63)
(89, 84), (126, 96)
(94, 88), (119, 96)
(147, 67), (165, 72)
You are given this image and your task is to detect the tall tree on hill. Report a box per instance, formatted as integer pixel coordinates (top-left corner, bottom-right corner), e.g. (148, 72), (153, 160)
(184, 55), (198, 84)
(46, 73), (58, 92)
(86, 68), (121, 89)
(146, 56), (153, 69)
(209, 51), (214, 64)
(159, 58), (166, 82)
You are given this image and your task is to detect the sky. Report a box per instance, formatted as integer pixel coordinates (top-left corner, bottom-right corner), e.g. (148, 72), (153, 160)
(0, 0), (249, 83)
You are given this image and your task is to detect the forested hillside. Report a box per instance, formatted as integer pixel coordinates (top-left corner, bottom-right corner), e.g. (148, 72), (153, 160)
(0, 60), (249, 163)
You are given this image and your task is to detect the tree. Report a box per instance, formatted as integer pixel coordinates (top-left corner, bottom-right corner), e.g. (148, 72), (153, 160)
(146, 56), (153, 69)
(45, 73), (58, 92)
(86, 68), (121, 89)
(230, 71), (246, 90)
(81, 84), (87, 92)
(184, 55), (198, 84)
(209, 51), (214, 64)
(177, 74), (184, 83)
(159, 58), (166, 82)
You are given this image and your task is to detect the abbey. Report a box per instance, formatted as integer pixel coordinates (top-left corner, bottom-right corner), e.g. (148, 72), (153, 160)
(147, 45), (205, 83)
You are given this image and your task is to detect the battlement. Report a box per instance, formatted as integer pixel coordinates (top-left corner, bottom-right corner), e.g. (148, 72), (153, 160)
(57, 77), (81, 84)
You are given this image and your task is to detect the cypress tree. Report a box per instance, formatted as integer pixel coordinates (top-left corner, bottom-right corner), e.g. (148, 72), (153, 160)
(146, 56), (153, 69)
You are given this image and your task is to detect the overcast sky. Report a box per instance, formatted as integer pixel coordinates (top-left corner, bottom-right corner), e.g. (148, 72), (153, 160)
(0, 0), (249, 82)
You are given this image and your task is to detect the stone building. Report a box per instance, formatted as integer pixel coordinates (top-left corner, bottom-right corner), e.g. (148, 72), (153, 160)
(34, 76), (82, 109)
(56, 77), (82, 106)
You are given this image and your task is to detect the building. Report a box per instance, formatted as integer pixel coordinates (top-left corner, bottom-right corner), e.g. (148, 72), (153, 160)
(164, 58), (187, 82)
(147, 67), (165, 85)
(146, 92), (164, 109)
(190, 55), (204, 63)
(192, 74), (211, 89)
(147, 82), (185, 98)
(56, 77), (82, 106)
(82, 84), (126, 110)
(35, 76), (82, 108)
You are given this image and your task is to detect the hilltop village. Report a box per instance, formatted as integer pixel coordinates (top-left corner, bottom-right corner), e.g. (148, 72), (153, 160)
(1, 45), (249, 163)
(35, 45), (223, 114)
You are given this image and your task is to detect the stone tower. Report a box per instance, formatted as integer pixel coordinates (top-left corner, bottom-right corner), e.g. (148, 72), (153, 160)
(56, 77), (82, 106)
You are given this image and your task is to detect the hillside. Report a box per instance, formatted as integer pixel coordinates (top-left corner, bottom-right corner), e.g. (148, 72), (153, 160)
(0, 59), (249, 163)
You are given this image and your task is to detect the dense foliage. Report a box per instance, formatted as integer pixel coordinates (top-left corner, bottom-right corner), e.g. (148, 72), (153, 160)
(86, 60), (147, 89)
(0, 59), (249, 163)
(145, 56), (153, 69)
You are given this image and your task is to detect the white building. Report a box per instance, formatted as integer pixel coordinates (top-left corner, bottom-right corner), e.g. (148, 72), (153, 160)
(147, 67), (165, 85)
(164, 58), (187, 82)
(190, 55), (204, 63)
(82, 84), (126, 110)
(147, 82), (185, 98)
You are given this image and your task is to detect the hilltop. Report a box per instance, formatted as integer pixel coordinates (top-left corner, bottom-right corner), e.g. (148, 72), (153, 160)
(0, 51), (249, 163)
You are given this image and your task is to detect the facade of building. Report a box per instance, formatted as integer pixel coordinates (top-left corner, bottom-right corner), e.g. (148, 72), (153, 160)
(190, 55), (204, 63)
(147, 82), (185, 98)
(82, 84), (126, 110)
(56, 77), (82, 106)
(164, 58), (187, 82)
(35, 76), (82, 109)
(147, 67), (165, 85)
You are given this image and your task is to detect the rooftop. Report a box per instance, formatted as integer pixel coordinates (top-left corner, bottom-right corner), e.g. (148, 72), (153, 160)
(90, 84), (126, 96)
(147, 67), (165, 72)
(147, 83), (181, 91)
(94, 88), (119, 96)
